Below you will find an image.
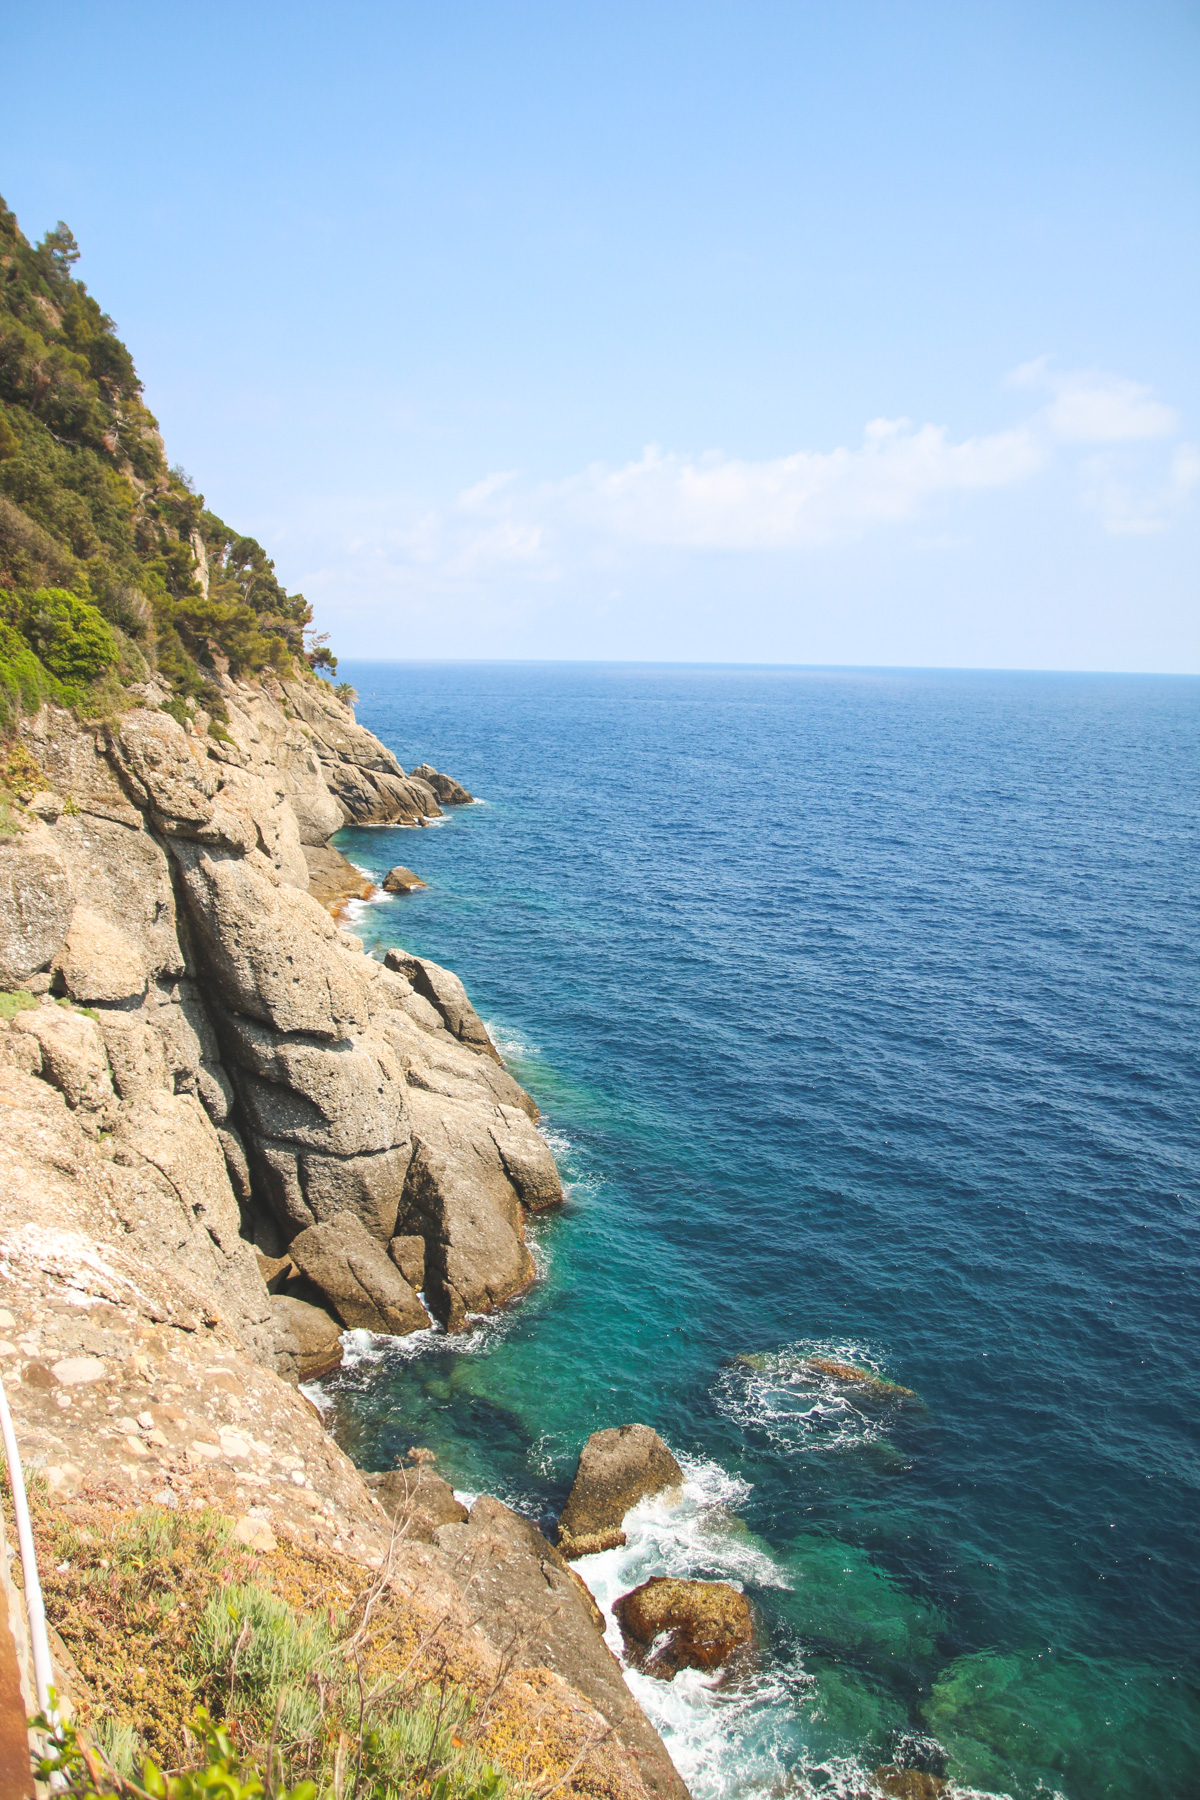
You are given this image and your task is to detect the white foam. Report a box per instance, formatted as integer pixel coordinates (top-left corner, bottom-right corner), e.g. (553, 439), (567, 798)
(713, 1339), (910, 1459)
(568, 1457), (815, 1800)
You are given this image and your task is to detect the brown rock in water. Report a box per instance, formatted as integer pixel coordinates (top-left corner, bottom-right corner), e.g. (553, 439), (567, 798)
(614, 1577), (753, 1680)
(270, 1294), (343, 1381)
(382, 865), (427, 894)
(804, 1356), (916, 1399)
(303, 844), (373, 911)
(875, 1770), (947, 1800)
(557, 1424), (684, 1558)
(409, 764), (474, 806)
(287, 1211), (430, 1335)
(367, 1460), (468, 1542)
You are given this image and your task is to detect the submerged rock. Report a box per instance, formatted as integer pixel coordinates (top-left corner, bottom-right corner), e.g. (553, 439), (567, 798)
(557, 1423), (684, 1558)
(614, 1576), (754, 1679)
(803, 1356), (916, 1399)
(875, 1771), (946, 1800)
(382, 865), (427, 894)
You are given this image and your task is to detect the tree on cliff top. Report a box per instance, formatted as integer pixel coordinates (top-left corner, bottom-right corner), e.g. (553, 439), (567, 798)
(0, 195), (334, 729)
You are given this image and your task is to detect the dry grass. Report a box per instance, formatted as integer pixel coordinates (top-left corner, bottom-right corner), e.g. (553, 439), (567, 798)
(20, 1497), (645, 1800)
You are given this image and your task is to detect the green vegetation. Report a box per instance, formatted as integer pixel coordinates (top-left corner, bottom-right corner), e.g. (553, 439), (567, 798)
(0, 196), (337, 743)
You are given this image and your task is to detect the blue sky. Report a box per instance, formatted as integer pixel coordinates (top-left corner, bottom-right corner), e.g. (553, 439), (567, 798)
(4, 1), (1198, 669)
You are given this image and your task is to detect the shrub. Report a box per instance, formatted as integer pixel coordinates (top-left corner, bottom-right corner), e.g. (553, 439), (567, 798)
(17, 587), (117, 684)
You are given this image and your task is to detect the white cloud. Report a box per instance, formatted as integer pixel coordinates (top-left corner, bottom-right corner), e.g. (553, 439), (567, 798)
(1012, 357), (1180, 443)
(541, 417), (1043, 551)
(291, 361), (1191, 602)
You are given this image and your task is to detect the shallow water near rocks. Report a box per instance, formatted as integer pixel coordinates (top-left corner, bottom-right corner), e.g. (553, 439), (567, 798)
(319, 662), (1200, 1800)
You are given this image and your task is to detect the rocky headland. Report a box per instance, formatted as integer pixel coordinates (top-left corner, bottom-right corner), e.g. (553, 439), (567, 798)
(0, 672), (690, 1800)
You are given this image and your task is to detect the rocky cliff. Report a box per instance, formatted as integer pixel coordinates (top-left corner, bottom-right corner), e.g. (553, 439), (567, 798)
(0, 674), (687, 1800)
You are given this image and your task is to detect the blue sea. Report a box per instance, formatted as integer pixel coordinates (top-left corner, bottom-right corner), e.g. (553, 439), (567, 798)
(323, 663), (1200, 1800)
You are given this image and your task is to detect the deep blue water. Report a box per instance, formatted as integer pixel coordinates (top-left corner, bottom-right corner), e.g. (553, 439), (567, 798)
(323, 663), (1200, 1800)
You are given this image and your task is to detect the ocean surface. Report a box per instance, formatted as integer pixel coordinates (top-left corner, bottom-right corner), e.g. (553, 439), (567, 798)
(321, 663), (1199, 1800)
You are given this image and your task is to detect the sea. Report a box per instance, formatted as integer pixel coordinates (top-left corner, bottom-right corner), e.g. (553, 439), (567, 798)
(318, 662), (1200, 1800)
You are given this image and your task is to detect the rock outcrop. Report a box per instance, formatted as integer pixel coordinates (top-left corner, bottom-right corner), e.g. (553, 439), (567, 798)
(409, 763), (474, 806)
(614, 1577), (754, 1679)
(558, 1425), (685, 1558)
(382, 865), (426, 893)
(2, 678), (560, 1346)
(287, 1212), (430, 1335)
(0, 676), (686, 1799)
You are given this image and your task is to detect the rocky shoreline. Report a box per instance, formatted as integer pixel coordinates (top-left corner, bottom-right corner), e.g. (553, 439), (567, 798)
(0, 671), (706, 1800)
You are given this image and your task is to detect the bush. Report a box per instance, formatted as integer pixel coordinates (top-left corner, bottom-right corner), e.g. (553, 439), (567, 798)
(17, 586), (117, 683)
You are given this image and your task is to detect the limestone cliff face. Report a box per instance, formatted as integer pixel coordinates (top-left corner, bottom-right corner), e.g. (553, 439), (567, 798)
(3, 671), (560, 1368)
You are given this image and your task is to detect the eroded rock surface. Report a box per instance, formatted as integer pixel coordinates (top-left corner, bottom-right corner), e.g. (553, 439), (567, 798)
(409, 764), (474, 806)
(287, 1212), (430, 1335)
(614, 1577), (754, 1679)
(558, 1425), (685, 1558)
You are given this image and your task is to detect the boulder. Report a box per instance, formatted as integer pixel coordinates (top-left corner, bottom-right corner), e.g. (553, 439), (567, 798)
(54, 906), (146, 1004)
(613, 1577), (754, 1679)
(434, 1496), (688, 1800)
(0, 829), (74, 987)
(557, 1424), (684, 1558)
(13, 1005), (116, 1123)
(409, 764), (474, 806)
(269, 1295), (343, 1381)
(170, 843), (371, 1039)
(396, 1089), (535, 1330)
(50, 813), (185, 983)
(383, 948), (500, 1061)
(388, 1234), (425, 1291)
(382, 866), (427, 894)
(368, 1460), (467, 1541)
(286, 1211), (430, 1335)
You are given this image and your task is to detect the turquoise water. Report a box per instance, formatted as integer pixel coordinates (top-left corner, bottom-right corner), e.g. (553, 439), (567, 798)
(321, 663), (1200, 1800)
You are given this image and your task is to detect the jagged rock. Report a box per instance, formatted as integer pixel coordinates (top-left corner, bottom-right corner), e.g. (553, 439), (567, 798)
(49, 812), (186, 983)
(54, 906), (146, 1004)
(20, 706), (143, 828)
(557, 1425), (684, 1558)
(94, 1009), (170, 1099)
(14, 1005), (116, 1124)
(382, 866), (427, 894)
(270, 1294), (343, 1380)
(434, 1496), (688, 1800)
(304, 845), (373, 910)
(0, 827), (74, 987)
(171, 844), (371, 1038)
(397, 1089), (535, 1330)
(287, 1211), (430, 1335)
(368, 1461), (467, 1540)
(280, 680), (444, 826)
(409, 764), (474, 806)
(614, 1578), (754, 1679)
(222, 1014), (411, 1157)
(388, 1234), (425, 1290)
(490, 1108), (562, 1210)
(383, 949), (500, 1060)
(251, 1139), (413, 1240)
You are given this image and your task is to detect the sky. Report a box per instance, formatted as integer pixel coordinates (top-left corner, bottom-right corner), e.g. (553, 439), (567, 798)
(4, 1), (1198, 671)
